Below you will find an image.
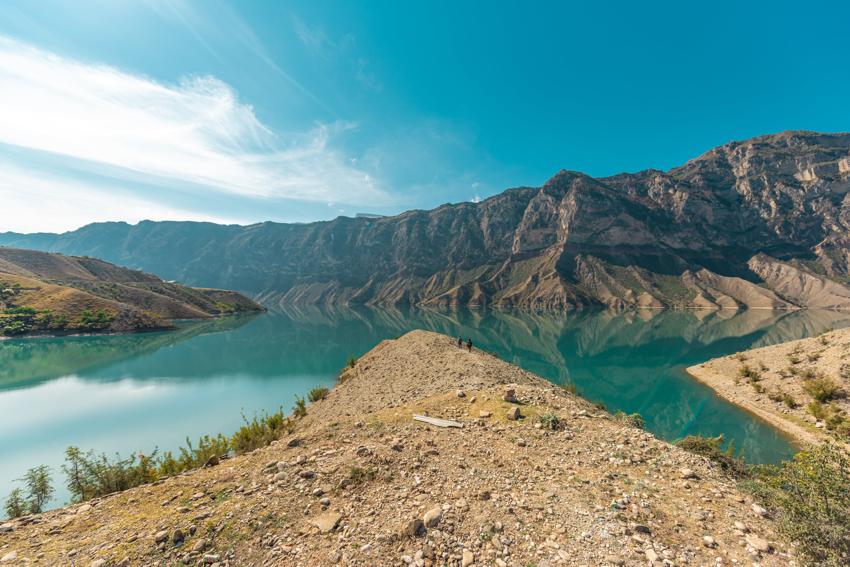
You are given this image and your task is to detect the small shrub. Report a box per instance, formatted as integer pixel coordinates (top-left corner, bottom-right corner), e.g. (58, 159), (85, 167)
(308, 387), (329, 403)
(346, 356), (357, 369)
(613, 411), (645, 429)
(347, 465), (377, 485)
(292, 396), (307, 419)
(782, 392), (799, 409)
(802, 376), (844, 403)
(20, 465), (53, 514)
(4, 488), (26, 519)
(788, 353), (802, 365)
(560, 382), (578, 395)
(807, 352), (821, 363)
(231, 409), (287, 454)
(675, 435), (747, 478)
(748, 444), (850, 566)
(538, 412), (563, 431)
(738, 364), (762, 383)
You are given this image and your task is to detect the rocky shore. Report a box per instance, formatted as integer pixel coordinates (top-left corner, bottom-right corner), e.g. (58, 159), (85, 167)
(0, 331), (791, 566)
(687, 328), (850, 448)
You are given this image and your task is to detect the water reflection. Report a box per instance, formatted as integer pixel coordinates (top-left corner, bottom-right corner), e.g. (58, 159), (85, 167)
(3, 307), (849, 506)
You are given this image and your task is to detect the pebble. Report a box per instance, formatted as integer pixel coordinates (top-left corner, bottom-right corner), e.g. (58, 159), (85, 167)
(751, 503), (768, 517)
(154, 530), (168, 543)
(702, 535), (717, 548)
(90, 560), (106, 567)
(203, 554), (221, 564)
(461, 549), (474, 566)
(456, 390), (466, 398)
(506, 406), (521, 420)
(192, 539), (207, 552)
(423, 506), (442, 528)
(681, 468), (698, 479)
(172, 528), (185, 544)
(745, 534), (771, 553)
(1, 551), (17, 563)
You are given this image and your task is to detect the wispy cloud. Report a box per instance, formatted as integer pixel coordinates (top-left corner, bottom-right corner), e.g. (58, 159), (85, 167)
(0, 35), (389, 219)
(0, 160), (240, 233)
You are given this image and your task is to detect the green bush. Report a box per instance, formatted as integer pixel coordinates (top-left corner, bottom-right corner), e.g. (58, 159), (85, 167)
(675, 435), (747, 478)
(230, 409), (289, 454)
(538, 412), (563, 431)
(613, 411), (645, 429)
(802, 376), (844, 403)
(4, 465), (55, 517)
(748, 444), (850, 566)
(3, 488), (26, 519)
(308, 386), (329, 403)
(292, 396), (307, 418)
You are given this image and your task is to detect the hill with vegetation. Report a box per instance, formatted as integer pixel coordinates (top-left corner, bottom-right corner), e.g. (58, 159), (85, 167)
(0, 248), (263, 337)
(3, 131), (850, 310)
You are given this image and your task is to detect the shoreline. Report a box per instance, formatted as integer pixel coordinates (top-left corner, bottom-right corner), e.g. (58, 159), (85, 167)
(685, 364), (816, 449)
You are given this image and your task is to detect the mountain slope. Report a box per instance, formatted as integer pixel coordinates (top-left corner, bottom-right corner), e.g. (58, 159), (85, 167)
(0, 248), (263, 336)
(3, 130), (850, 309)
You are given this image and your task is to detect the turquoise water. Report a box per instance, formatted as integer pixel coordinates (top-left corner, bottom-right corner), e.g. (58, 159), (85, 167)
(3, 307), (848, 508)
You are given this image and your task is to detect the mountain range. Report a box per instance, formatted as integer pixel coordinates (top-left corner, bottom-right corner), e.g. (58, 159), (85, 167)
(0, 248), (262, 336)
(3, 130), (850, 310)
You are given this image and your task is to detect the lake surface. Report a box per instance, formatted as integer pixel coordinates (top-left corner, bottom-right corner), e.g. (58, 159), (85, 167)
(3, 307), (849, 508)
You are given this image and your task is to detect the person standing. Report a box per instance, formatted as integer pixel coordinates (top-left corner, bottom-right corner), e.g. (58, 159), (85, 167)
(466, 338), (473, 352)
(457, 336), (463, 348)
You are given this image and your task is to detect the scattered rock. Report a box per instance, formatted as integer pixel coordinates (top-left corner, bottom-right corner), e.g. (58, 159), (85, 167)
(172, 528), (185, 544)
(746, 534), (772, 553)
(461, 549), (474, 566)
(479, 410), (491, 418)
(192, 539), (207, 552)
(751, 503), (769, 517)
(681, 468), (698, 479)
(503, 388), (519, 403)
(645, 548), (658, 562)
(423, 506), (442, 528)
(456, 389), (466, 398)
(90, 560), (107, 567)
(311, 512), (342, 533)
(154, 530), (169, 543)
(1, 551), (17, 563)
(203, 554), (221, 564)
(405, 518), (425, 537)
(702, 535), (717, 548)
(506, 406), (521, 420)
(0, 522), (13, 533)
(204, 454), (220, 467)
(299, 470), (317, 479)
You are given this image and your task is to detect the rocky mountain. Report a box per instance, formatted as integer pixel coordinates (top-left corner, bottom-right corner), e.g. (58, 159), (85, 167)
(3, 130), (850, 310)
(0, 248), (263, 336)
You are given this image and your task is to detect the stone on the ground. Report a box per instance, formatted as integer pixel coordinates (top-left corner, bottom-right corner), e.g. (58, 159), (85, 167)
(154, 530), (168, 543)
(311, 512), (342, 533)
(746, 534), (772, 553)
(1, 551), (17, 563)
(423, 506), (442, 528)
(751, 503), (768, 517)
(506, 406), (521, 420)
(461, 549), (474, 566)
(503, 388), (518, 403)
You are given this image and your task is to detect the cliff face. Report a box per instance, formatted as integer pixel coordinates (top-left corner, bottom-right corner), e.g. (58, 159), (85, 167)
(3, 130), (850, 309)
(0, 248), (264, 336)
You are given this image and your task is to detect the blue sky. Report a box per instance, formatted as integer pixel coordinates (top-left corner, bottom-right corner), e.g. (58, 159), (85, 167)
(1, 0), (849, 232)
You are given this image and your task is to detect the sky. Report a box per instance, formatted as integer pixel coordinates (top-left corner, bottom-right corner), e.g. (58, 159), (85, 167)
(1, 0), (849, 233)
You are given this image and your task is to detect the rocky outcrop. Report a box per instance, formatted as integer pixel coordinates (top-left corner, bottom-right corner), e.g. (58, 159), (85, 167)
(3, 130), (850, 309)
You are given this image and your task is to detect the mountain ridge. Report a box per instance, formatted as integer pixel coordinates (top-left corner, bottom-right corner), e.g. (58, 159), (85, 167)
(3, 130), (850, 310)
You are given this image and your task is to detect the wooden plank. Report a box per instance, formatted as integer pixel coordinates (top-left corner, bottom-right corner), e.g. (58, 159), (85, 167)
(413, 415), (464, 428)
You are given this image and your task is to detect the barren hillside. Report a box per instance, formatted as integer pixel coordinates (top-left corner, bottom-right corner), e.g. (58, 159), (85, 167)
(0, 331), (791, 566)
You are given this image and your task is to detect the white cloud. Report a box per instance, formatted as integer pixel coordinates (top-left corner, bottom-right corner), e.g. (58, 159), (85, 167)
(0, 35), (389, 214)
(0, 161), (241, 233)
